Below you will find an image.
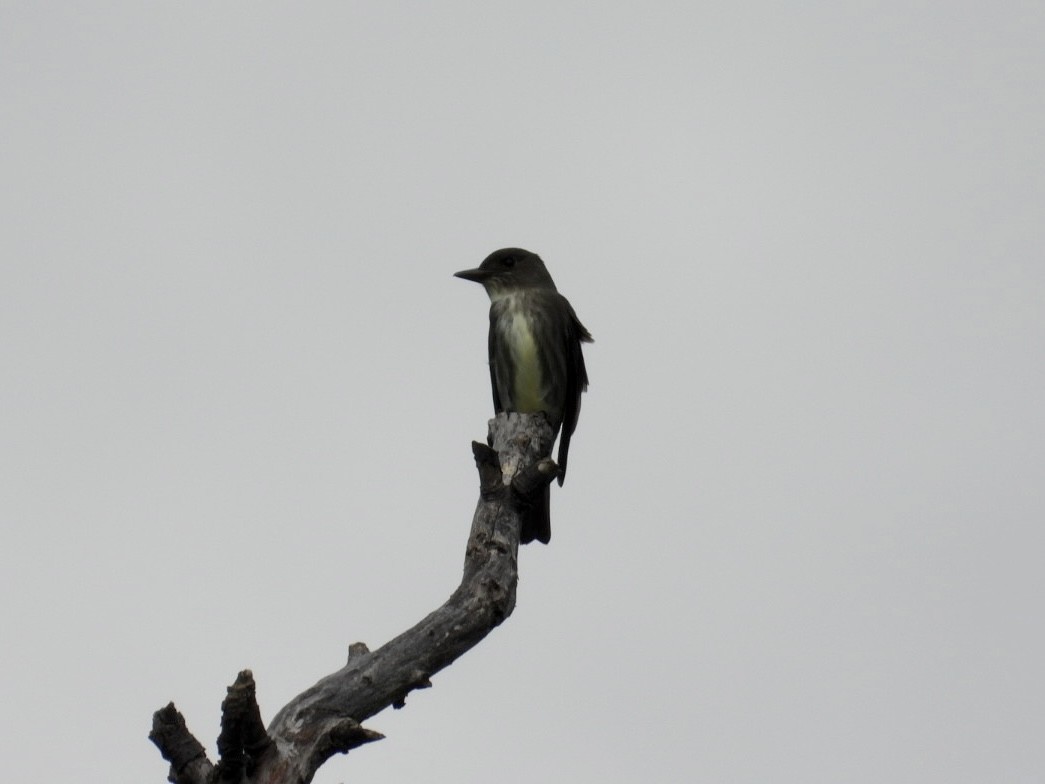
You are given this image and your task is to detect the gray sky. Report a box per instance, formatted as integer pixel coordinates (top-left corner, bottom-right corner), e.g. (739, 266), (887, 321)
(3, 2), (1043, 782)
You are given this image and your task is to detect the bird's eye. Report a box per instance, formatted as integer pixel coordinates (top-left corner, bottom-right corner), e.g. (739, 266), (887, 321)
(502, 257), (516, 268)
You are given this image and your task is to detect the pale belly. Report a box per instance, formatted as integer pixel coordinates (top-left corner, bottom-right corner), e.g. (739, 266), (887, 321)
(504, 310), (545, 413)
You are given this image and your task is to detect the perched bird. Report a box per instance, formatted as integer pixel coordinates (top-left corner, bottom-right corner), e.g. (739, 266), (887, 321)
(455, 248), (593, 544)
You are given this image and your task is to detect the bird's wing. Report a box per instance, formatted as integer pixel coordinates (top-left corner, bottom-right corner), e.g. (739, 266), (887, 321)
(487, 302), (506, 414)
(554, 294), (593, 485)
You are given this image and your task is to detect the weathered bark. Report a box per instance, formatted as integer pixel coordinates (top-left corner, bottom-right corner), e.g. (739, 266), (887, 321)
(150, 412), (557, 784)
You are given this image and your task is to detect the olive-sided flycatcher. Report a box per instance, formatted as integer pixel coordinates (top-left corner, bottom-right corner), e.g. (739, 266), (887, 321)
(455, 248), (593, 544)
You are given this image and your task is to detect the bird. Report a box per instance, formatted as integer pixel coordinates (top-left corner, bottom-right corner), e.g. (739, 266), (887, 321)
(455, 248), (592, 544)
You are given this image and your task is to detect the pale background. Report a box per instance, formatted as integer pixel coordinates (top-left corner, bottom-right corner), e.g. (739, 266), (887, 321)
(2, 3), (1043, 782)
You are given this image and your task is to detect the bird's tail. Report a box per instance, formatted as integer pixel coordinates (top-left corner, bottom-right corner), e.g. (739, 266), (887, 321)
(519, 483), (551, 545)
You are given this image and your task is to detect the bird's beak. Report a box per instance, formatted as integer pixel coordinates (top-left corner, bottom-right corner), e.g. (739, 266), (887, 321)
(453, 267), (489, 283)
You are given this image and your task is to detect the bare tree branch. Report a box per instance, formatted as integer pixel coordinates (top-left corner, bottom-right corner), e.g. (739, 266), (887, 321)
(149, 703), (213, 784)
(150, 412), (556, 784)
(214, 670), (274, 781)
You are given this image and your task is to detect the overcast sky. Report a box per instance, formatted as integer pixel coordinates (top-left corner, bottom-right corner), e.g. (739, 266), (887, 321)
(2, 3), (1043, 782)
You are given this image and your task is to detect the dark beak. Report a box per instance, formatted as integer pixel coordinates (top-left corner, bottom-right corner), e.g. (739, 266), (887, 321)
(453, 267), (489, 283)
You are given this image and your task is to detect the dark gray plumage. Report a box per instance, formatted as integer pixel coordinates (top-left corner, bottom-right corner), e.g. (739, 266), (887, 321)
(455, 248), (592, 544)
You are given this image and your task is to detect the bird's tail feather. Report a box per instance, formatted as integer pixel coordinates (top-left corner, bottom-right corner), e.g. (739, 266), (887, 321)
(519, 484), (551, 545)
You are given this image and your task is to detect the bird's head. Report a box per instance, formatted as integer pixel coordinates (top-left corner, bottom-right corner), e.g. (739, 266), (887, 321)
(454, 248), (557, 297)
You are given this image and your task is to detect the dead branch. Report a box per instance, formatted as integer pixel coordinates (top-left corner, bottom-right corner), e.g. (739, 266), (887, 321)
(150, 412), (556, 784)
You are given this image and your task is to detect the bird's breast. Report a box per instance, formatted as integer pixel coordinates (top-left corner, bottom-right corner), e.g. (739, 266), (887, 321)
(497, 296), (545, 413)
